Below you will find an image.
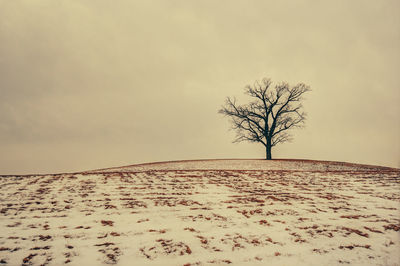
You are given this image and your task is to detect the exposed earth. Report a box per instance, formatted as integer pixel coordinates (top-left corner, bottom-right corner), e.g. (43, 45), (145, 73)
(0, 159), (399, 265)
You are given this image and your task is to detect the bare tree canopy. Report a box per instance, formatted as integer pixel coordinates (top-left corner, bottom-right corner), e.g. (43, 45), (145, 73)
(219, 78), (310, 160)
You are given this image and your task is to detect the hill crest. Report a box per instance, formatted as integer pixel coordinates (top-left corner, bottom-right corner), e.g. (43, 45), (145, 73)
(89, 159), (397, 173)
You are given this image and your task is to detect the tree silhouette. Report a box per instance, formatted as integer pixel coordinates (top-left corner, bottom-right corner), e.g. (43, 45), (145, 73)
(219, 78), (310, 160)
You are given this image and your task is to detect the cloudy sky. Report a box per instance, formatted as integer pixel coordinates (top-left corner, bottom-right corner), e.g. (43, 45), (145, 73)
(1, 0), (399, 174)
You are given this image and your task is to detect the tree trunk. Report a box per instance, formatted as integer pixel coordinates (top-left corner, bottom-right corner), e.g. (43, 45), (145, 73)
(266, 143), (272, 160)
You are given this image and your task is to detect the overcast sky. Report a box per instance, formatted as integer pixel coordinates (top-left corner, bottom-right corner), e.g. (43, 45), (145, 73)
(1, 0), (399, 174)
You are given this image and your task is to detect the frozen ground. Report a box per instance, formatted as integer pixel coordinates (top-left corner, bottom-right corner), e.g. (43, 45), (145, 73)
(0, 159), (399, 266)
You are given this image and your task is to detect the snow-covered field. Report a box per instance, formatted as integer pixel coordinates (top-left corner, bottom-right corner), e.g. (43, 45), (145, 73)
(0, 159), (399, 266)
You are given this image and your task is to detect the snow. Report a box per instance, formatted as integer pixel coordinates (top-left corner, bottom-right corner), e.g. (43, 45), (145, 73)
(0, 159), (399, 265)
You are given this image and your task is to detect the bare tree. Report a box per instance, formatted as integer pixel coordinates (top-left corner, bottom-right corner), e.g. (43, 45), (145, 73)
(219, 78), (310, 160)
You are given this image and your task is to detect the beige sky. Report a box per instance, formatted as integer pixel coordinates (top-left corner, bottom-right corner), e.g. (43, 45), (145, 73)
(1, 0), (399, 174)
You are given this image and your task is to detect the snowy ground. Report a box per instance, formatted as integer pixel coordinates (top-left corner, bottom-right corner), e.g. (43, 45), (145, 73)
(0, 159), (399, 266)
